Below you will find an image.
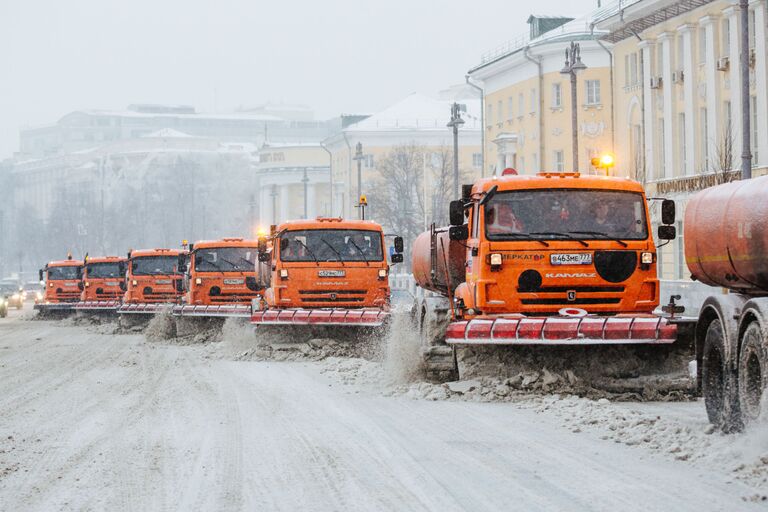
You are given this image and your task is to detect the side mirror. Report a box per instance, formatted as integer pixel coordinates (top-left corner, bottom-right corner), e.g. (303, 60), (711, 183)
(658, 225), (677, 240)
(177, 254), (187, 273)
(258, 252), (271, 263)
(391, 253), (404, 264)
(39, 269), (43, 282)
(119, 262), (127, 277)
(258, 238), (267, 254)
(449, 200), (465, 226)
(449, 225), (469, 241)
(661, 199), (676, 225)
(393, 236), (404, 253)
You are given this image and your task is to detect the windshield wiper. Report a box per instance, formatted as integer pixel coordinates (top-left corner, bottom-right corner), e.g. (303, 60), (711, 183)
(569, 231), (628, 248)
(319, 239), (345, 266)
(490, 232), (549, 247)
(347, 239), (370, 266)
(529, 232), (589, 248)
(296, 239), (320, 266)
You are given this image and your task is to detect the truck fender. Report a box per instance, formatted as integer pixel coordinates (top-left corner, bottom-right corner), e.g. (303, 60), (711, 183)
(695, 294), (748, 375)
(454, 282), (474, 311)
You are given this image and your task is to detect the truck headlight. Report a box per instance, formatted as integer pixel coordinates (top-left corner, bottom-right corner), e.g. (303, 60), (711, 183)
(641, 252), (654, 264)
(280, 269), (289, 279)
(378, 269), (388, 279)
(195, 278), (202, 285)
(489, 253), (503, 270)
(132, 280), (138, 286)
(12, 293), (19, 300)
(85, 282), (90, 287)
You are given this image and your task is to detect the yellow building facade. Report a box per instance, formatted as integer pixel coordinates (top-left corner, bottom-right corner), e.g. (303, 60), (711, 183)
(468, 16), (614, 176)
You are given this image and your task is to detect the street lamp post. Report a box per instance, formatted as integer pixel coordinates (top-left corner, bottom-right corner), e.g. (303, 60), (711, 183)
(560, 41), (588, 173)
(301, 168), (309, 219)
(352, 142), (364, 219)
(447, 103), (466, 198)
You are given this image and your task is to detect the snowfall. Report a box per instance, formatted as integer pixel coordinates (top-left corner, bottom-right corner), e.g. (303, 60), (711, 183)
(0, 304), (767, 512)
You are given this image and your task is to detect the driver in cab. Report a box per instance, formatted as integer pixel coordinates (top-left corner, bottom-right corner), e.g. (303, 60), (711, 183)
(487, 202), (524, 234)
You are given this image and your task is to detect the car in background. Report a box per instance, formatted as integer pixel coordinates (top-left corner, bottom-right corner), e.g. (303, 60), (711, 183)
(0, 296), (7, 317)
(0, 282), (23, 310)
(23, 281), (44, 303)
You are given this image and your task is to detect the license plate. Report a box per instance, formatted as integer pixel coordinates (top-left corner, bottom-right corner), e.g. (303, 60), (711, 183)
(318, 270), (345, 277)
(105, 281), (118, 286)
(550, 253), (592, 265)
(155, 279), (171, 285)
(64, 283), (77, 287)
(223, 279), (244, 285)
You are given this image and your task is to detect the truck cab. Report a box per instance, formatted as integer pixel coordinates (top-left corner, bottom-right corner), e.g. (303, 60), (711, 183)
(40, 259), (84, 303)
(259, 218), (401, 311)
(444, 172), (674, 319)
(81, 256), (127, 302)
(124, 249), (185, 304)
(182, 238), (261, 305)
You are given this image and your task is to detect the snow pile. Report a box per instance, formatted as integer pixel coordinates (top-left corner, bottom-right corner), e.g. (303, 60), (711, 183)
(381, 313), (422, 384)
(143, 307), (176, 341)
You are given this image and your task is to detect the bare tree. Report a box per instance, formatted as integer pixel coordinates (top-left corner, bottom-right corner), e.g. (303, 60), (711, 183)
(710, 121), (739, 185)
(426, 145), (471, 226)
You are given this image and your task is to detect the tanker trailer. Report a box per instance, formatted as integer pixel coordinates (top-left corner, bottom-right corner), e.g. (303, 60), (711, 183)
(686, 175), (768, 432)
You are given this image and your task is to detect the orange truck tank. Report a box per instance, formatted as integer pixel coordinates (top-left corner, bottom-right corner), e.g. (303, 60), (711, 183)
(174, 238), (262, 318)
(118, 248), (185, 315)
(251, 217), (404, 328)
(685, 176), (768, 294)
(34, 257), (84, 314)
(75, 256), (128, 313)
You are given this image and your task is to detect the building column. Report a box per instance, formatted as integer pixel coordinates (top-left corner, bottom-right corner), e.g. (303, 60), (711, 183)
(701, 16), (721, 171)
(751, 0), (768, 166)
(259, 180), (272, 225)
(306, 182), (317, 219)
(639, 40), (656, 181)
(677, 24), (696, 175)
(279, 184), (290, 224)
(725, 6), (743, 162)
(659, 32), (675, 179)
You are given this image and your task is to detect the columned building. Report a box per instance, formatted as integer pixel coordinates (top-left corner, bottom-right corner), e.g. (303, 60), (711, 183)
(596, 0), (768, 279)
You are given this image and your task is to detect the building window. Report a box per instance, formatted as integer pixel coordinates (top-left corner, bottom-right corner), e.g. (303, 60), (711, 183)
(486, 103), (493, 127)
(507, 97), (514, 120)
(700, 107), (709, 170)
(625, 53), (639, 86)
(676, 220), (685, 279)
(749, 9), (757, 49)
(532, 152), (538, 172)
(752, 96), (759, 164)
(472, 153), (482, 168)
(497, 100), (503, 125)
(676, 34), (685, 70)
(518, 93), (524, 117)
(519, 156), (525, 173)
(699, 27), (707, 64)
(554, 150), (564, 172)
(585, 80), (601, 105)
(678, 113), (686, 171)
(657, 42), (664, 75)
(530, 88), (537, 113)
(721, 18), (730, 56)
(552, 83), (561, 108)
(659, 123), (666, 177)
(364, 154), (374, 168)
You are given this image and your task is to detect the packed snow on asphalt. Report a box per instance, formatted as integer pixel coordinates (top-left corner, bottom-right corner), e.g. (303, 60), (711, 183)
(1, 306), (767, 511)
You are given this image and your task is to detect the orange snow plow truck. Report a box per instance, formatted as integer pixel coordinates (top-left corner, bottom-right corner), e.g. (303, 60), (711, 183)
(34, 255), (84, 314)
(74, 256), (128, 313)
(251, 217), (404, 332)
(173, 238), (262, 318)
(411, 171), (681, 380)
(117, 248), (185, 315)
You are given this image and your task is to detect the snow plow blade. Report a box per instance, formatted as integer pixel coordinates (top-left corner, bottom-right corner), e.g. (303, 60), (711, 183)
(173, 304), (251, 318)
(445, 315), (677, 346)
(34, 302), (77, 312)
(74, 300), (121, 312)
(251, 308), (389, 327)
(117, 303), (174, 315)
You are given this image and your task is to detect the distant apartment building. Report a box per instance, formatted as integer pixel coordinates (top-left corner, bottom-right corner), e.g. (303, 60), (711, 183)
(468, 14), (614, 176)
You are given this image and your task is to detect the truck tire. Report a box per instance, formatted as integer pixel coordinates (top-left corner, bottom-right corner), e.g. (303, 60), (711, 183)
(737, 322), (767, 424)
(702, 319), (742, 432)
(418, 299), (458, 382)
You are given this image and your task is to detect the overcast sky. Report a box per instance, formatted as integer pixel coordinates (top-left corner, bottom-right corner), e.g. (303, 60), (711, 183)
(0, 0), (597, 159)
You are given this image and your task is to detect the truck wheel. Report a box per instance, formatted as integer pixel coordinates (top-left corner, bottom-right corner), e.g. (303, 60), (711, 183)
(702, 319), (742, 432)
(419, 303), (457, 382)
(738, 322), (767, 424)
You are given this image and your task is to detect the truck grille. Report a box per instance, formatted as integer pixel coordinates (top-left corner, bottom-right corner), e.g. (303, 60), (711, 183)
(518, 285), (625, 307)
(299, 289), (367, 304)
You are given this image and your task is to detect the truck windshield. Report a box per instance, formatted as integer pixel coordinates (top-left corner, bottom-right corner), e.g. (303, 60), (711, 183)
(484, 189), (649, 241)
(48, 266), (81, 280)
(280, 229), (383, 262)
(132, 256), (178, 275)
(194, 247), (255, 272)
(87, 262), (123, 279)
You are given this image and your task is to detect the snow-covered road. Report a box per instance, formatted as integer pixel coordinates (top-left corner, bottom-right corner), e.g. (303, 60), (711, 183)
(0, 310), (765, 511)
